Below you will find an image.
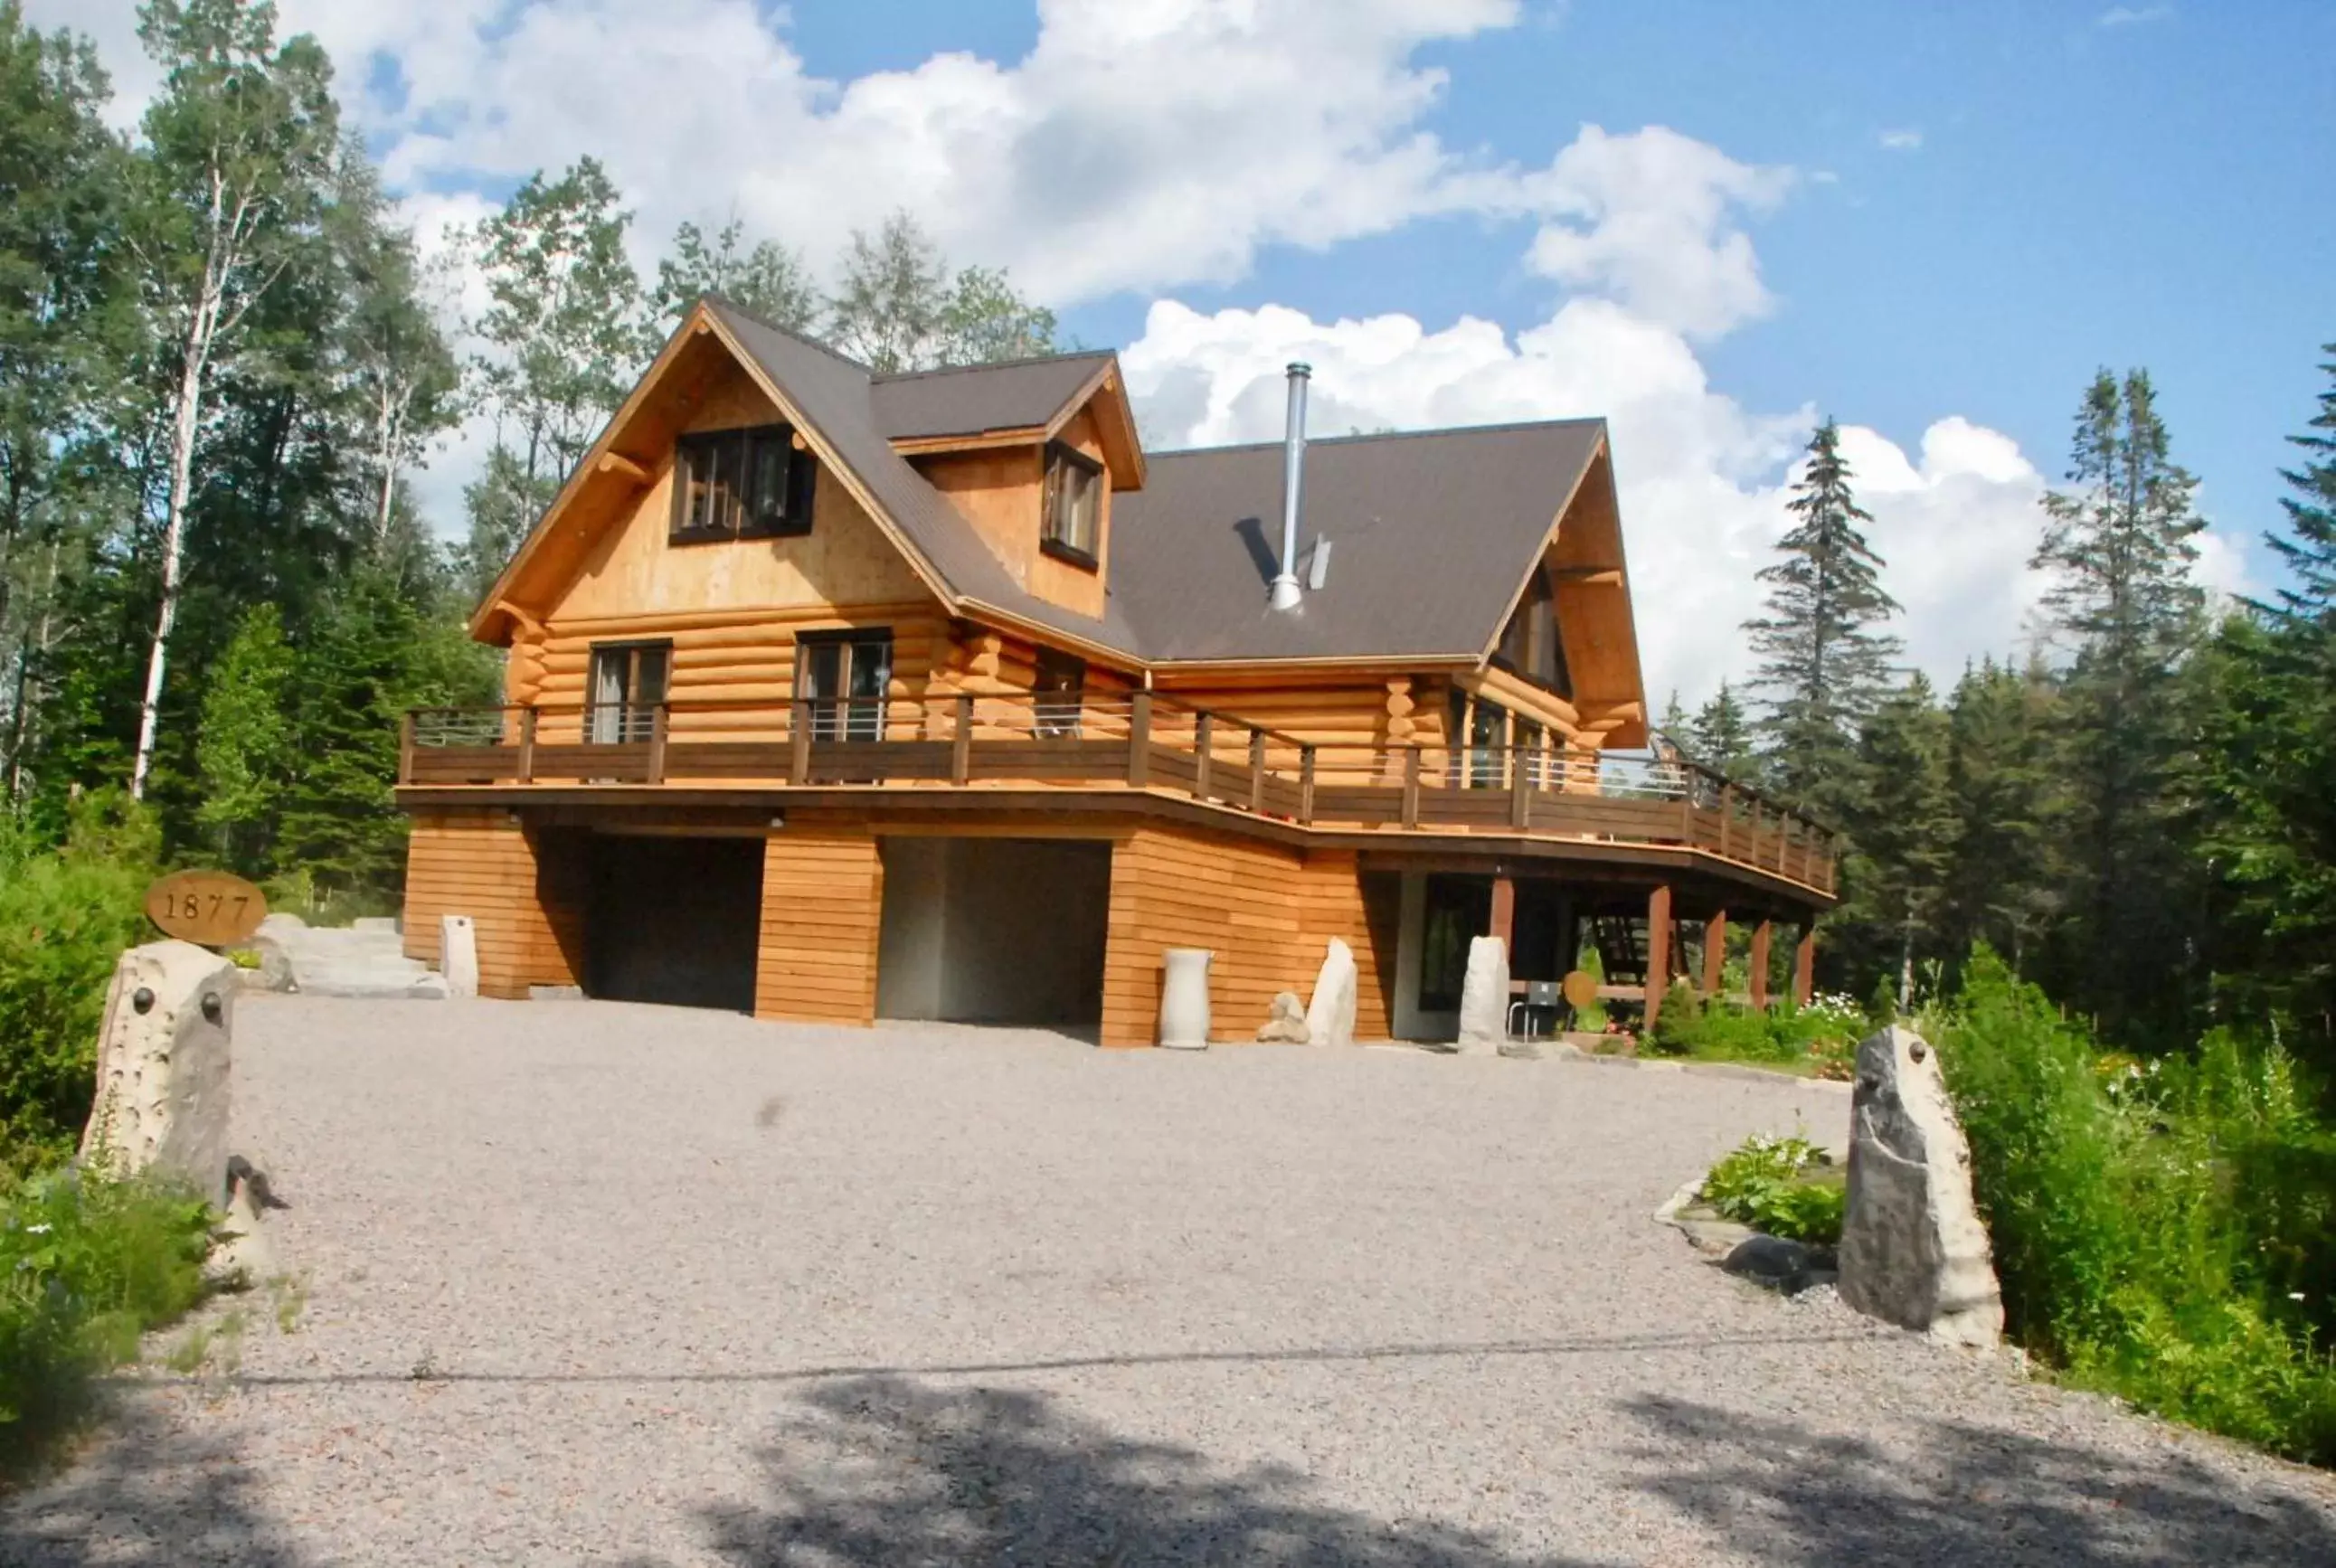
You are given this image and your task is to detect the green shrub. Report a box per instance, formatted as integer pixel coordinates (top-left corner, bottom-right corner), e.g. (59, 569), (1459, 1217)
(0, 1167), (213, 1467)
(1571, 943), (1608, 1033)
(1700, 1132), (1846, 1247)
(0, 798), (156, 1164)
(1930, 949), (2336, 1465)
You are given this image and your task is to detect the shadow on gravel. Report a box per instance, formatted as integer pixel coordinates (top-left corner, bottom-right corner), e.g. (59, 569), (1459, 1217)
(0, 1399), (309, 1568)
(685, 1374), (1595, 1567)
(1624, 1393), (2336, 1566)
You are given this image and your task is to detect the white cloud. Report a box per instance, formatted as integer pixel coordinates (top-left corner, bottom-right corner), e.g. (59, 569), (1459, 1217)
(1877, 128), (1924, 151)
(2097, 5), (2172, 26)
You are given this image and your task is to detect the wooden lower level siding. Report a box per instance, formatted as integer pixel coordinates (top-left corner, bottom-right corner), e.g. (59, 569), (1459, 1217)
(756, 824), (883, 1025)
(1100, 825), (1388, 1048)
(402, 809), (584, 997)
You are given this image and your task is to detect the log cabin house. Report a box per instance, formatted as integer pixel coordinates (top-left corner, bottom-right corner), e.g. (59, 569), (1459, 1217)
(395, 297), (1836, 1045)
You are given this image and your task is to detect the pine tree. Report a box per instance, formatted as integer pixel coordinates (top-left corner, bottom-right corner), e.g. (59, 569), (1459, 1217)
(1744, 419), (1903, 816)
(2265, 343), (2336, 618)
(194, 600), (294, 871)
(1687, 680), (1756, 779)
(2031, 369), (2206, 1034)
(1837, 673), (1954, 1006)
(1937, 658), (2064, 976)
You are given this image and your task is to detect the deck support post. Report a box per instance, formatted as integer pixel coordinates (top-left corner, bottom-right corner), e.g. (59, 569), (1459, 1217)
(517, 707), (537, 784)
(1793, 924), (1816, 1007)
(1703, 909), (1727, 998)
(1127, 691), (1151, 787)
(646, 704), (668, 785)
(1749, 919), (1773, 1010)
(1299, 746), (1316, 824)
(1248, 727), (1267, 813)
(1509, 745), (1531, 827)
(398, 711), (415, 784)
(1718, 783), (1735, 859)
(951, 694), (973, 785)
(1401, 746), (1421, 827)
(1490, 874), (1516, 950)
(1193, 712), (1213, 801)
(1644, 883), (1673, 1033)
(790, 699), (810, 786)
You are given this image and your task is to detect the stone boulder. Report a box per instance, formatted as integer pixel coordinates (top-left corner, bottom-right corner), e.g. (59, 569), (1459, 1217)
(1455, 936), (1508, 1055)
(1304, 939), (1358, 1048)
(1255, 990), (1311, 1044)
(1838, 1025), (2004, 1347)
(440, 913), (479, 999)
(79, 940), (238, 1208)
(245, 935), (297, 992)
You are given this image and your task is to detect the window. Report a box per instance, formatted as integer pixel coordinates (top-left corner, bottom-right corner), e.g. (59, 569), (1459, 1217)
(1418, 874), (1491, 1013)
(1033, 647), (1086, 739)
(1493, 566), (1571, 697)
(671, 423), (818, 542)
(797, 630), (892, 741)
(1040, 441), (1102, 564)
(1468, 696), (1508, 789)
(588, 642), (669, 743)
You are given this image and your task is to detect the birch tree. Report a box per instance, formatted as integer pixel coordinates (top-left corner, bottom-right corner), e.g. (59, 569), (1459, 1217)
(123, 0), (335, 798)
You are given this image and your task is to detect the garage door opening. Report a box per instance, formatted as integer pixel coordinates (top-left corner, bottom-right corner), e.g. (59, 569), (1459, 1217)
(585, 833), (763, 1012)
(875, 837), (1110, 1031)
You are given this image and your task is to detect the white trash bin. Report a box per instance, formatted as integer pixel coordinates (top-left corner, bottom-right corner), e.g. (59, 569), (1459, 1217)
(1159, 948), (1213, 1050)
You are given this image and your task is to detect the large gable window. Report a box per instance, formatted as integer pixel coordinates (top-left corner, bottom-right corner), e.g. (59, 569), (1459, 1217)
(1494, 565), (1572, 698)
(1040, 441), (1102, 565)
(671, 423), (818, 543)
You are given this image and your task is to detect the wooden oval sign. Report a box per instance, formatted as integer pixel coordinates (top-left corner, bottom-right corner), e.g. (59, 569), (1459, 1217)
(1561, 968), (1600, 1011)
(146, 870), (269, 947)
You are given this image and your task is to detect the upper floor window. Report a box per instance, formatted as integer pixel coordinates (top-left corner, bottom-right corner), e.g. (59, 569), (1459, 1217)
(1494, 565), (1571, 698)
(1040, 441), (1102, 565)
(588, 641), (669, 743)
(797, 629), (892, 741)
(672, 423), (817, 543)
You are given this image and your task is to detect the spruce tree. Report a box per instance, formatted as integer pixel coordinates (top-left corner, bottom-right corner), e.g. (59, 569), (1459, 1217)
(1936, 658), (2064, 976)
(2265, 343), (2336, 618)
(2031, 368), (2206, 1034)
(1744, 419), (1903, 815)
(194, 600), (294, 871)
(1687, 680), (1756, 779)
(1838, 673), (1954, 1007)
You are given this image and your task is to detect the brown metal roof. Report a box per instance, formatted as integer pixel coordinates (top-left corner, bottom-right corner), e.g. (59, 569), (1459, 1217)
(1107, 422), (1608, 662)
(870, 353), (1112, 439)
(703, 298), (1607, 668)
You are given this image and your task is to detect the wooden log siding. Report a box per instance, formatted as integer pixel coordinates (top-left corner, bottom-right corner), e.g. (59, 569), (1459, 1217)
(402, 808), (584, 997)
(756, 825), (883, 1024)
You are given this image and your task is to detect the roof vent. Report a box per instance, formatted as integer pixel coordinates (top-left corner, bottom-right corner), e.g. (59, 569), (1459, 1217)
(1269, 362), (1310, 610)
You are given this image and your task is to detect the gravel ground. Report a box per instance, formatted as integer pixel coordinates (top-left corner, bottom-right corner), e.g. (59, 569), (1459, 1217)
(7, 997), (2334, 1566)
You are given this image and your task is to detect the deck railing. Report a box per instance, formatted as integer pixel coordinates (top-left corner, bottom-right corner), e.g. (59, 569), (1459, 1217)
(400, 691), (1836, 893)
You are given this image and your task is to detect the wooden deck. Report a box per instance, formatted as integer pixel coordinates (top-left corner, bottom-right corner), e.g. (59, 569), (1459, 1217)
(399, 693), (1838, 900)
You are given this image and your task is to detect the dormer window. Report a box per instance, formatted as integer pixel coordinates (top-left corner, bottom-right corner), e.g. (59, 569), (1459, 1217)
(1040, 441), (1102, 566)
(1494, 565), (1572, 697)
(672, 423), (818, 543)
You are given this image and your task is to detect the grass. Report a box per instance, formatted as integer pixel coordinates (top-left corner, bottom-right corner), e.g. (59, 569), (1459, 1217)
(0, 1166), (215, 1471)
(1699, 1132), (1848, 1247)
(1645, 981), (1869, 1080)
(1928, 949), (2336, 1466)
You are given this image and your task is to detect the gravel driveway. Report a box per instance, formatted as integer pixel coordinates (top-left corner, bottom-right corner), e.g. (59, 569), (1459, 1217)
(8, 997), (2334, 1565)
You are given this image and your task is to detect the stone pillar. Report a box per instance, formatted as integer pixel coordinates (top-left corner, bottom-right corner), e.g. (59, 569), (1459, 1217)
(1749, 920), (1773, 1010)
(1304, 938), (1358, 1048)
(1159, 948), (1213, 1049)
(1794, 925), (1817, 1006)
(1456, 936), (1508, 1054)
(1702, 909), (1727, 997)
(1643, 883), (1673, 1032)
(440, 914), (478, 998)
(1839, 1026), (2004, 1346)
(79, 941), (238, 1208)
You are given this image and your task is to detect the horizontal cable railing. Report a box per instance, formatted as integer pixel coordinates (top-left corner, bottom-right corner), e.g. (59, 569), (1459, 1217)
(399, 691), (1835, 893)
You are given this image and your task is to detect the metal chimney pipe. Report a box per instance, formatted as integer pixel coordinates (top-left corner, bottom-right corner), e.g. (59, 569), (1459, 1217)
(1269, 362), (1310, 610)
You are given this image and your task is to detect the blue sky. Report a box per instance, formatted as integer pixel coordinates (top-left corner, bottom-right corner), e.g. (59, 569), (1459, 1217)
(39, 0), (2336, 700)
